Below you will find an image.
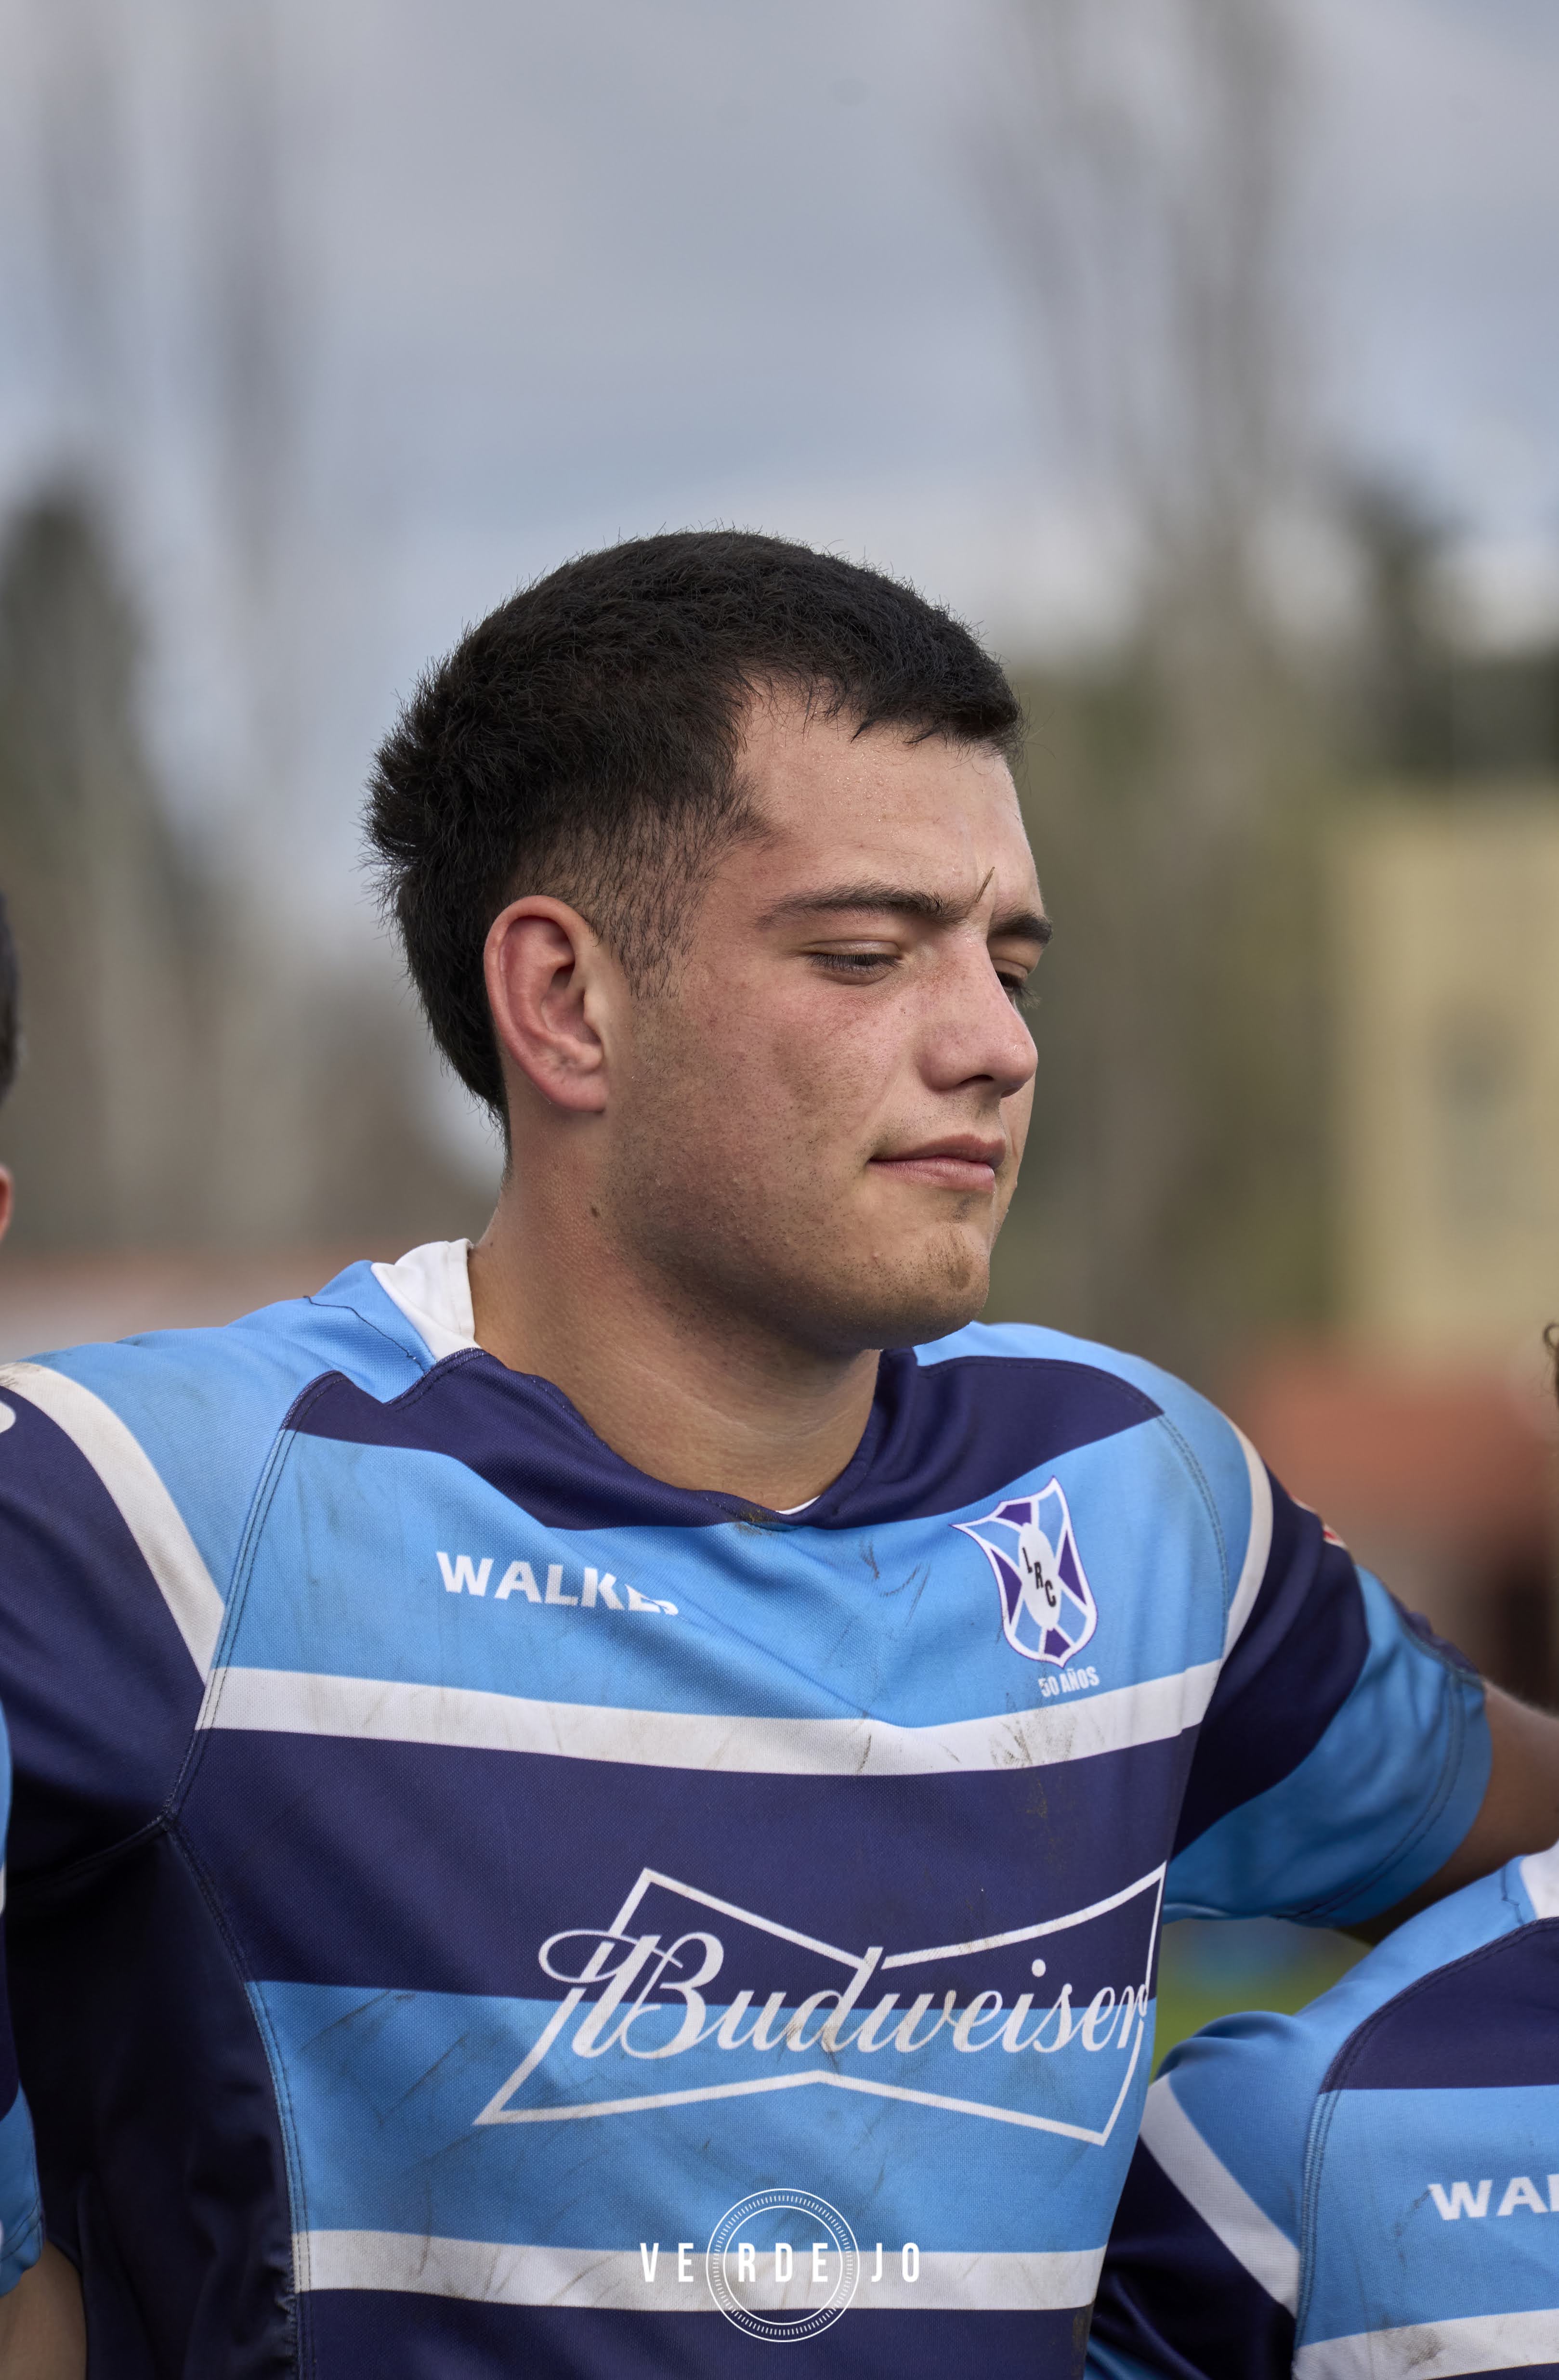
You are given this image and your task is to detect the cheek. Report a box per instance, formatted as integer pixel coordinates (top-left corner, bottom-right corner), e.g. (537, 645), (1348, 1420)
(679, 981), (892, 1149)
(1004, 1080), (1035, 1165)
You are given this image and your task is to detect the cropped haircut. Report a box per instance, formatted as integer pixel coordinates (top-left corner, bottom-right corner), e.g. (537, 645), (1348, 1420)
(0, 891), (16, 1109)
(366, 530), (1022, 1116)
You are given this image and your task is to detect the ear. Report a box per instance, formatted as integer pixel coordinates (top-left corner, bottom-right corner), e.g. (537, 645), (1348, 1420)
(484, 897), (617, 1115)
(0, 1166), (11, 1246)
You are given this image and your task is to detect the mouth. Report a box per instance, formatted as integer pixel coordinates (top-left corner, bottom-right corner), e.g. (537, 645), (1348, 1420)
(868, 1137), (1005, 1194)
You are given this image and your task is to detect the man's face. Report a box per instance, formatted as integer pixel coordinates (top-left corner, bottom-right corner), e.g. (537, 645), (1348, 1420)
(602, 698), (1045, 1356)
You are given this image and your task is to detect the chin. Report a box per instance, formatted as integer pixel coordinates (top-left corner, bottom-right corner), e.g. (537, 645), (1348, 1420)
(843, 1237), (993, 1353)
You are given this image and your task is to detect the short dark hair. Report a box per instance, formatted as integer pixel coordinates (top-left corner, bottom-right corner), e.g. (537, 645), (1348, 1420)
(0, 891), (17, 1109)
(366, 530), (1022, 1115)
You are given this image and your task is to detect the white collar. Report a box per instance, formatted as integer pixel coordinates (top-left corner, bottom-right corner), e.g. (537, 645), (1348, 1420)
(371, 1239), (477, 1362)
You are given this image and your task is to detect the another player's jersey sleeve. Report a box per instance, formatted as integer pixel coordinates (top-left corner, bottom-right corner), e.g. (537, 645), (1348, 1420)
(1168, 1464), (1490, 1927)
(0, 1708), (43, 2295)
(1089, 1865), (1537, 2380)
(0, 1357), (220, 1882)
(0, 1285), (432, 1886)
(1086, 2035), (1307, 2380)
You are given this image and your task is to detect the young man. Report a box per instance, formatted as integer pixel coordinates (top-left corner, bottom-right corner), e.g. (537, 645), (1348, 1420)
(0, 533), (1556, 2378)
(1088, 1368), (1559, 2379)
(0, 891), (86, 2379)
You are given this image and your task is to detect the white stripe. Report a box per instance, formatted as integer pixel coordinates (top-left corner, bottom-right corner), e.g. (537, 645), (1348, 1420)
(1138, 2074), (1300, 2313)
(1224, 1426), (1273, 1655)
(0, 1360), (224, 1676)
(1296, 2303), (1559, 2378)
(295, 2230), (1101, 2313)
(201, 1660), (1220, 1774)
(1519, 1837), (1559, 1919)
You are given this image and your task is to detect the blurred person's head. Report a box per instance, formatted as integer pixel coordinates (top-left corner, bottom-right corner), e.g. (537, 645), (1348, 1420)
(0, 889), (16, 1244)
(367, 530), (1044, 1354)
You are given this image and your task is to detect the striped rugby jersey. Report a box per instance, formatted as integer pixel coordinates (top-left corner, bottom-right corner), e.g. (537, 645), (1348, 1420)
(0, 1240), (1491, 2378)
(0, 1705), (42, 2301)
(1089, 1844), (1559, 2380)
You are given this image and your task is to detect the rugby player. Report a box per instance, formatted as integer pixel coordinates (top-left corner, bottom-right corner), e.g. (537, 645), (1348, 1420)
(1, 532), (1558, 2377)
(1088, 1343), (1559, 2379)
(0, 890), (86, 2378)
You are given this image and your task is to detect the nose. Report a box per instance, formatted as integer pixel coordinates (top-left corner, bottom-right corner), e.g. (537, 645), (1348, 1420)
(924, 940), (1037, 1102)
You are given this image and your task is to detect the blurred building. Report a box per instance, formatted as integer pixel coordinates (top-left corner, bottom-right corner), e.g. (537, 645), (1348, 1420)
(1337, 795), (1559, 1358)
(1233, 790), (1559, 1698)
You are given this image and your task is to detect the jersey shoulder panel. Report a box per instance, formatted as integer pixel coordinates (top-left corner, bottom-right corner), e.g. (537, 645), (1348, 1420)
(11, 1258), (435, 1608)
(921, 1320), (1266, 1631)
(1155, 1862), (1526, 2250)
(0, 1263), (437, 1872)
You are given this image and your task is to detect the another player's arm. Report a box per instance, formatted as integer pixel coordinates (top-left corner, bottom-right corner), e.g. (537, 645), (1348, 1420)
(0, 2243), (85, 2378)
(1355, 1684), (1559, 1939)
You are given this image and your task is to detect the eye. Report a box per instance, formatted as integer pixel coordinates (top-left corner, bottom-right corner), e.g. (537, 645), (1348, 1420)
(807, 949), (899, 980)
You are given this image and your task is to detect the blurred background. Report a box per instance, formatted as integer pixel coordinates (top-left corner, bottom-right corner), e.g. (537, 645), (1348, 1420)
(0, 0), (1556, 2052)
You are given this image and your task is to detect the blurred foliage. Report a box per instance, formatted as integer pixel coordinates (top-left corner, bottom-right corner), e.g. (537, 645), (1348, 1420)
(988, 477), (1559, 1389)
(991, 638), (1335, 1384)
(1153, 1919), (1364, 2074)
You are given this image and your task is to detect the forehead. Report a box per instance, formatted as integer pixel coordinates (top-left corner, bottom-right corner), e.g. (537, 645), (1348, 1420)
(735, 698), (1036, 898)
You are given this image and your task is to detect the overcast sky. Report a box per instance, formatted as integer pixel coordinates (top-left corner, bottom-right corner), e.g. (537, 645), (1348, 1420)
(1, 0), (1558, 919)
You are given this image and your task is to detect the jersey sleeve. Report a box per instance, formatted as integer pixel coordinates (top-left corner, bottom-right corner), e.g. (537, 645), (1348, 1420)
(0, 1710), (43, 2294)
(1087, 2026), (1310, 2380)
(1168, 1468), (1490, 1925)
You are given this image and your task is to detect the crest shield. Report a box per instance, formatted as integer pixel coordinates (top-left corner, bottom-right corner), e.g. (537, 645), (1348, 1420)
(955, 1480), (1098, 1666)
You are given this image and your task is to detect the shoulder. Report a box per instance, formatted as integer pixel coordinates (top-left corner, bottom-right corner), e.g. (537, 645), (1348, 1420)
(1151, 1861), (1532, 2242)
(918, 1320), (1267, 1602)
(0, 1260), (435, 1610)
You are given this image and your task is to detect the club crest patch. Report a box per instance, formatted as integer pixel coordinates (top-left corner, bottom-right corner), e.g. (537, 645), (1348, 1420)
(955, 1482), (1098, 1667)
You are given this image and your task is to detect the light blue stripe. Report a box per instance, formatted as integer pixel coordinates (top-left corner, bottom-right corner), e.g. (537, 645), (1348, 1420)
(1306, 2083), (1559, 2344)
(255, 1980), (1149, 2253)
(228, 1425), (1228, 1723)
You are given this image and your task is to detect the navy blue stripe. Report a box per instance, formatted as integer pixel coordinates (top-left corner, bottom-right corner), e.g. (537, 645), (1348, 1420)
(1173, 1476), (1369, 1856)
(0, 1394), (203, 1878)
(1321, 1924), (1559, 2092)
(181, 1731), (1188, 1998)
(1092, 2141), (1295, 2380)
(287, 1350), (1158, 1534)
(305, 2293), (1094, 2378)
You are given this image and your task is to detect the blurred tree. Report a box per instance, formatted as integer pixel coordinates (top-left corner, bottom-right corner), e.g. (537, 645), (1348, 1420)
(1336, 480), (1455, 779)
(0, 3), (492, 1261)
(981, 0), (1331, 1378)
(0, 487), (489, 1257)
(1336, 479), (1559, 784)
(0, 492), (210, 1249)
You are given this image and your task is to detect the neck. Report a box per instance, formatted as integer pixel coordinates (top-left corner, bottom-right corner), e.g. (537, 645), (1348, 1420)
(466, 1176), (880, 1509)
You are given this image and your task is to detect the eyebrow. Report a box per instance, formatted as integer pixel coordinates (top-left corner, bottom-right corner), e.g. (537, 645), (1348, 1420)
(758, 880), (1052, 946)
